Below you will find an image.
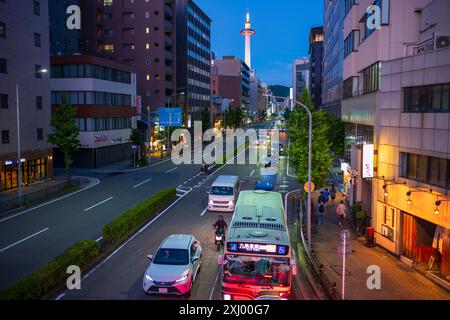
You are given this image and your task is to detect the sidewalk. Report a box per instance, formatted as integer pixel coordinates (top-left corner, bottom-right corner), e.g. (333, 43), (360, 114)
(311, 191), (450, 300)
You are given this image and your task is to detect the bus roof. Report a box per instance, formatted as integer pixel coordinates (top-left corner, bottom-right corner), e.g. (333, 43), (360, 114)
(211, 175), (239, 188)
(227, 190), (289, 246)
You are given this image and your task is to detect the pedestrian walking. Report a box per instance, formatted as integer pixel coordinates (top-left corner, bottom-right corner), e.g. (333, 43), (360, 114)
(318, 191), (326, 206)
(317, 202), (325, 225)
(336, 200), (347, 227)
(324, 188), (330, 204)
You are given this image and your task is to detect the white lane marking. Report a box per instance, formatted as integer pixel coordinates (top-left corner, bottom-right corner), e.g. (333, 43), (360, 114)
(0, 177), (101, 224)
(250, 169), (255, 176)
(73, 188), (193, 286)
(164, 167), (178, 173)
(200, 207), (208, 216)
(84, 197), (114, 212)
(95, 236), (103, 242)
(132, 178), (152, 189)
(0, 227), (49, 254)
(209, 265), (223, 300)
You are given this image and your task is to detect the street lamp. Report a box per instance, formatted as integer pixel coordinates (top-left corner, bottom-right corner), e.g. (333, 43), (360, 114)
(16, 67), (48, 203)
(263, 94), (313, 249)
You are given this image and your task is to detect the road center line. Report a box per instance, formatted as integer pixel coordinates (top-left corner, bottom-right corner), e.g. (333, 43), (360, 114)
(200, 207), (208, 216)
(250, 169), (255, 176)
(0, 227), (49, 254)
(84, 197), (114, 212)
(164, 167), (178, 173)
(132, 178), (152, 189)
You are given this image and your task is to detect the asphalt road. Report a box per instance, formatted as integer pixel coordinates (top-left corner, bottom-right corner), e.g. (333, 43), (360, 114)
(54, 129), (311, 300)
(0, 123), (273, 289)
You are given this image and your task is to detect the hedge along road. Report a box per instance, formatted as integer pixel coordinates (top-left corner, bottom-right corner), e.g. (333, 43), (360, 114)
(58, 142), (269, 300)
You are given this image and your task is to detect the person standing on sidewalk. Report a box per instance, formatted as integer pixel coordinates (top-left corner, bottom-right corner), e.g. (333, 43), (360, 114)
(317, 202), (325, 225)
(336, 200), (347, 227)
(329, 184), (336, 207)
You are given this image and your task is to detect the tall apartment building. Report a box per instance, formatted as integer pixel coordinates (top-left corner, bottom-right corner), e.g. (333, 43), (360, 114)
(50, 55), (137, 169)
(249, 75), (263, 119)
(211, 56), (250, 111)
(373, 0), (450, 284)
(176, 0), (212, 122)
(101, 0), (177, 129)
(309, 27), (324, 109)
(342, 0), (431, 213)
(322, 0), (345, 117)
(0, 0), (53, 193)
(292, 58), (310, 102)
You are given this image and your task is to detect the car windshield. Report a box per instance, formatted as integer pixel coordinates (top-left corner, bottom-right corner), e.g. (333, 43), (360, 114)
(210, 186), (234, 196)
(223, 255), (290, 287)
(153, 248), (189, 265)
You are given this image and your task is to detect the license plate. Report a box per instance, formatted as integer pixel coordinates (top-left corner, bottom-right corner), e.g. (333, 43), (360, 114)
(158, 288), (168, 293)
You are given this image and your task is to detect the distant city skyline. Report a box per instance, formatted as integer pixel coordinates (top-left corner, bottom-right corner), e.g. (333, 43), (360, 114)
(195, 0), (324, 87)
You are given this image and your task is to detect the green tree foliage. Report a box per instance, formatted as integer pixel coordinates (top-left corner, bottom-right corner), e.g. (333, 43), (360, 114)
(201, 106), (211, 132)
(326, 112), (345, 156)
(47, 93), (80, 183)
(283, 107), (291, 122)
(288, 88), (332, 188)
(233, 107), (244, 128)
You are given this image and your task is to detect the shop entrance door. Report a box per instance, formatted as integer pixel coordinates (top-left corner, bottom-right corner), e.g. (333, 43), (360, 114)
(402, 213), (416, 260)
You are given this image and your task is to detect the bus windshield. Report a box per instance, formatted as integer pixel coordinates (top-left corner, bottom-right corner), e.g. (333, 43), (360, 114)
(210, 186), (234, 196)
(223, 255), (290, 287)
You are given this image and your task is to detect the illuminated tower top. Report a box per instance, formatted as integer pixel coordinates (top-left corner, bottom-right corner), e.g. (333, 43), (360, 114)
(240, 9), (255, 69)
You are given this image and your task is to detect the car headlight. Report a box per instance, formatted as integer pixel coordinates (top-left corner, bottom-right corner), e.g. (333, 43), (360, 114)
(209, 199), (214, 205)
(175, 273), (189, 283)
(223, 294), (232, 300)
(228, 201), (233, 206)
(145, 274), (153, 282)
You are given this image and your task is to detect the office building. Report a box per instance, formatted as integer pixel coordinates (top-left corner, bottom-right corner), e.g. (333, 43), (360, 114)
(309, 26), (324, 109)
(0, 0), (53, 192)
(293, 58), (310, 102)
(322, 0), (345, 117)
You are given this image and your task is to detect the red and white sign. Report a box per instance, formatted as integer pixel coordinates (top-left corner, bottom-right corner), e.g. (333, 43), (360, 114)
(362, 144), (374, 178)
(136, 96), (142, 115)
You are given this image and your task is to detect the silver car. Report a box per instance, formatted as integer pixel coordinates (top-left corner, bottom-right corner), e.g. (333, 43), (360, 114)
(143, 234), (202, 296)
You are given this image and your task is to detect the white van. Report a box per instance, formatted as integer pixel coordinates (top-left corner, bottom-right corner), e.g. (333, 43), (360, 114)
(208, 175), (240, 212)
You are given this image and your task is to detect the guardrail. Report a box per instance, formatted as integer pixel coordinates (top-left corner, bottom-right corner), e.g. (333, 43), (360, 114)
(296, 194), (340, 300)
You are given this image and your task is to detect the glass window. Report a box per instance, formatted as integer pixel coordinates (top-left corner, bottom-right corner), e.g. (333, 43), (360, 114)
(36, 96), (43, 109)
(86, 118), (94, 131)
(0, 22), (6, 38)
(153, 248), (189, 266)
(78, 92), (85, 104)
(85, 64), (93, 78)
(1, 130), (9, 144)
(33, 1), (40, 15)
(407, 154), (417, 180)
(34, 33), (41, 47)
(443, 84), (449, 112)
(429, 157), (446, 187)
(69, 92), (78, 104)
(432, 85), (442, 111)
(0, 58), (7, 74)
(85, 92), (95, 104)
(410, 87), (420, 112)
(37, 128), (44, 141)
(417, 155), (428, 181)
(0, 93), (8, 109)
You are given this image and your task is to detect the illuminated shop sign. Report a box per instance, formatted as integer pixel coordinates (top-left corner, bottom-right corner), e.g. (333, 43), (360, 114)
(227, 242), (289, 256)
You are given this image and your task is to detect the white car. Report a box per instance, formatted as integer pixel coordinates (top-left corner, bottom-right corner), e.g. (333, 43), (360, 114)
(143, 234), (202, 296)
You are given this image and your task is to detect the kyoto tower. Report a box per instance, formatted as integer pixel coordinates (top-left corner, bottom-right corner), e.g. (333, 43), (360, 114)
(240, 10), (255, 69)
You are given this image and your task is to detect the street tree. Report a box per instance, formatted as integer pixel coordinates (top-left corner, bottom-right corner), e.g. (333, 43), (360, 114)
(130, 128), (147, 165)
(288, 87), (332, 189)
(326, 112), (345, 156)
(201, 106), (211, 132)
(47, 93), (80, 184)
(233, 107), (244, 128)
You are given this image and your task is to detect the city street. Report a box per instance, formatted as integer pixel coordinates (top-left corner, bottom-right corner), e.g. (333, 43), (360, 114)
(55, 129), (310, 300)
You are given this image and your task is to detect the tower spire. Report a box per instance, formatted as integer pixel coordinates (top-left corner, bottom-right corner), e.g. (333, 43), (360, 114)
(240, 9), (255, 69)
